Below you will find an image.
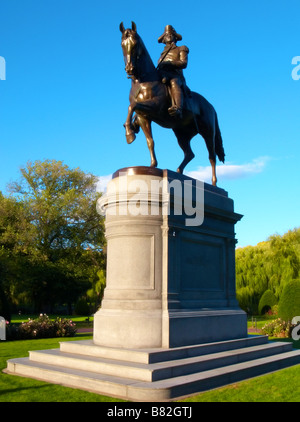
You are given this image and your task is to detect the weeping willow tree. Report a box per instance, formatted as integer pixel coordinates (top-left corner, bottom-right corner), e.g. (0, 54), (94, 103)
(236, 228), (300, 314)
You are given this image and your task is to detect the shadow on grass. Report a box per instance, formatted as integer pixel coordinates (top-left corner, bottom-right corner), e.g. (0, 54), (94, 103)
(270, 337), (300, 349)
(0, 384), (52, 396)
(74, 333), (93, 338)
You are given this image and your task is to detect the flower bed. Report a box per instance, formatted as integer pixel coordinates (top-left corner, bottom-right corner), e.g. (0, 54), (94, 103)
(6, 314), (77, 340)
(261, 318), (294, 338)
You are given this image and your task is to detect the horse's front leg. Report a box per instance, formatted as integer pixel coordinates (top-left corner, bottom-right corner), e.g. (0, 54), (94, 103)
(124, 103), (136, 144)
(137, 115), (157, 168)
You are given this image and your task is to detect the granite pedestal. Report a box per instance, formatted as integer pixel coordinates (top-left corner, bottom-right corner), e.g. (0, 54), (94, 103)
(94, 167), (247, 348)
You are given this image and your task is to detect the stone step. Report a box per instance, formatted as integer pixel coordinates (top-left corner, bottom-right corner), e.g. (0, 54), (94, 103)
(59, 335), (269, 364)
(25, 341), (292, 382)
(133, 349), (300, 401)
(5, 357), (137, 400)
(5, 348), (300, 401)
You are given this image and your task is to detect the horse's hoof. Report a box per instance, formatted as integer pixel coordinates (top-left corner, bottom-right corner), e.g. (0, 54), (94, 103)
(150, 161), (158, 168)
(126, 132), (136, 144)
(177, 168), (183, 174)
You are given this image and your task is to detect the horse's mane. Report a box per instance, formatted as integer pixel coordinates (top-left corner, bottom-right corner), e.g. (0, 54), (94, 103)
(134, 33), (159, 82)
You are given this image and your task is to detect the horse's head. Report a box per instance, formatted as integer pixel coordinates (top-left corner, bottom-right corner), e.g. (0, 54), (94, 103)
(120, 21), (142, 77)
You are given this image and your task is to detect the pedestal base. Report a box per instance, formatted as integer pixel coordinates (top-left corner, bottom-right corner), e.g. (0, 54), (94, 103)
(5, 336), (300, 401)
(93, 308), (247, 349)
(163, 308), (247, 348)
(93, 309), (163, 348)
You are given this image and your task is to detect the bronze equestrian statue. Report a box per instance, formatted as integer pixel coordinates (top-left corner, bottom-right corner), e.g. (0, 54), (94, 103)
(120, 22), (225, 186)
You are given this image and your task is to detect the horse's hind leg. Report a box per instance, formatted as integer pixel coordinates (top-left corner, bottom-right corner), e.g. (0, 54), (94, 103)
(209, 157), (217, 186)
(203, 133), (217, 186)
(173, 129), (195, 174)
(137, 115), (158, 167)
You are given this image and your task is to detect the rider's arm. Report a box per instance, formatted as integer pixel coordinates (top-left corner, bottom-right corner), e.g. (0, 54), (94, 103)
(177, 46), (189, 69)
(161, 46), (189, 70)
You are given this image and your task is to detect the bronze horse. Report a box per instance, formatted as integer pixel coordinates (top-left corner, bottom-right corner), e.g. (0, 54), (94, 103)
(120, 22), (225, 186)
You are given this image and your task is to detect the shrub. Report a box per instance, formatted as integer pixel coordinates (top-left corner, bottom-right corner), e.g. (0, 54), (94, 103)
(6, 314), (77, 340)
(74, 298), (90, 316)
(54, 317), (77, 337)
(258, 289), (277, 315)
(278, 279), (300, 322)
(269, 304), (278, 316)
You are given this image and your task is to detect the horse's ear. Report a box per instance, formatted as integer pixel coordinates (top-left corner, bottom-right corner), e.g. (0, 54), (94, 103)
(119, 22), (125, 33)
(132, 21), (137, 32)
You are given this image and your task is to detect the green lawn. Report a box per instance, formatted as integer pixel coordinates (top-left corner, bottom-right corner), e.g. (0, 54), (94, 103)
(181, 363), (300, 402)
(0, 334), (125, 402)
(247, 315), (277, 331)
(1, 320), (300, 402)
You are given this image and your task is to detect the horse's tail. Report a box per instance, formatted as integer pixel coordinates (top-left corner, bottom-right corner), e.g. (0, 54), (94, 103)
(215, 114), (225, 163)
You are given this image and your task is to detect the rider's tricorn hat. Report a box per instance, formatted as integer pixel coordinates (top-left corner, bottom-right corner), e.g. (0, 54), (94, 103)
(158, 25), (182, 43)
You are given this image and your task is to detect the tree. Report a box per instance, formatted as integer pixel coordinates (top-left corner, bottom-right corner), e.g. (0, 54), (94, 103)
(278, 279), (300, 322)
(0, 192), (36, 317)
(0, 192), (35, 253)
(268, 230), (300, 296)
(9, 160), (105, 253)
(86, 268), (106, 312)
(0, 249), (12, 321)
(3, 160), (106, 312)
(258, 289), (277, 315)
(236, 228), (300, 314)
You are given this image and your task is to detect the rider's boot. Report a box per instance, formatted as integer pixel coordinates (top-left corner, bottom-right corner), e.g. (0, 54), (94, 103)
(168, 82), (183, 118)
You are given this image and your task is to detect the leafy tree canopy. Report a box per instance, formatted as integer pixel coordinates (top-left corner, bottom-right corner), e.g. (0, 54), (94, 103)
(236, 228), (300, 314)
(0, 159), (106, 313)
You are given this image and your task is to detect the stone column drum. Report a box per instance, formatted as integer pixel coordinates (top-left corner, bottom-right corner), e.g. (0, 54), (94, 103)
(93, 167), (247, 349)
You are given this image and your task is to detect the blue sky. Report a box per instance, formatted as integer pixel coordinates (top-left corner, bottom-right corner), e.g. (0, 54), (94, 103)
(0, 0), (299, 248)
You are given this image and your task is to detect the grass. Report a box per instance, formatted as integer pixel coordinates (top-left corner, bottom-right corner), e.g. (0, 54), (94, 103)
(1, 315), (300, 402)
(0, 334), (125, 402)
(180, 363), (300, 402)
(247, 315), (277, 331)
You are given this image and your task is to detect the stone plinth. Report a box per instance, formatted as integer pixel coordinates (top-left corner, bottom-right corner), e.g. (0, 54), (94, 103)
(93, 167), (247, 348)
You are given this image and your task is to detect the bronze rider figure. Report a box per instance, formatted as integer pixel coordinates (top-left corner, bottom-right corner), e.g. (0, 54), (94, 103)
(157, 25), (189, 119)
